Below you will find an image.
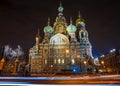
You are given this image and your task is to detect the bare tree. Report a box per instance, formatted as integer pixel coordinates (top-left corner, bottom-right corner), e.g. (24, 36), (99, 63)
(3, 45), (25, 62)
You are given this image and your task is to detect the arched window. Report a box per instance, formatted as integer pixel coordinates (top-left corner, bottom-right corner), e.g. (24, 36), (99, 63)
(50, 33), (69, 44)
(81, 32), (84, 38)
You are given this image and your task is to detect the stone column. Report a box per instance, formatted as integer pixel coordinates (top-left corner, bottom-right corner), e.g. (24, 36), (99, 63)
(13, 58), (19, 76)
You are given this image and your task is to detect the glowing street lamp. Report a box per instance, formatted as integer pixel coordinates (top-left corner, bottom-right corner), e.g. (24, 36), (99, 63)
(83, 61), (87, 65)
(110, 50), (113, 53)
(65, 49), (70, 69)
(50, 65), (53, 68)
(83, 61), (87, 73)
(112, 49), (116, 51)
(101, 61), (104, 65)
(101, 60), (105, 73)
(77, 55), (80, 58)
(100, 55), (104, 57)
(66, 49), (69, 54)
(110, 49), (116, 53)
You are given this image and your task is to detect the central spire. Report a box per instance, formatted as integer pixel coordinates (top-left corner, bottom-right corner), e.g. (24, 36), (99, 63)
(70, 17), (73, 24)
(53, 1), (67, 34)
(58, 1), (64, 16)
(47, 17), (50, 26)
(78, 11), (81, 18)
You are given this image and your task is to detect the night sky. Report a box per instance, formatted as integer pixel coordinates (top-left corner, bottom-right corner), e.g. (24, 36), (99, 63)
(0, 0), (120, 58)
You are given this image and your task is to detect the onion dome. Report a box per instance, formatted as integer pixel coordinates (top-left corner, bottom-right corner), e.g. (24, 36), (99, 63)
(44, 26), (53, 33)
(67, 17), (77, 33)
(76, 11), (85, 27)
(44, 18), (53, 33)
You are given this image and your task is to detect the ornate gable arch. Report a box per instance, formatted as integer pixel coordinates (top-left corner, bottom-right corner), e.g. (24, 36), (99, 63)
(50, 33), (69, 44)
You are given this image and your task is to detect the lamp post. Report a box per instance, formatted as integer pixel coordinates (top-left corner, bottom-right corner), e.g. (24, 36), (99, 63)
(65, 49), (69, 70)
(101, 61), (104, 65)
(101, 60), (105, 74)
(83, 61), (87, 74)
(77, 55), (81, 73)
(66, 49), (69, 54)
(50, 64), (53, 74)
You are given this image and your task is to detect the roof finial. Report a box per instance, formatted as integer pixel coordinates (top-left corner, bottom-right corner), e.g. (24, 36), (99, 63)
(70, 17), (72, 24)
(60, 0), (62, 6)
(58, 0), (64, 13)
(48, 17), (50, 25)
(37, 28), (40, 36)
(78, 11), (81, 18)
(36, 28), (40, 43)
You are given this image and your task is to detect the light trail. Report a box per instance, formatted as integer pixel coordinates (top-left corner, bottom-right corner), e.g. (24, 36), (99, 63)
(0, 75), (120, 80)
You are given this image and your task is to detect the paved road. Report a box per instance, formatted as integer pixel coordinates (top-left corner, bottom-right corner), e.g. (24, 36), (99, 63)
(0, 75), (120, 84)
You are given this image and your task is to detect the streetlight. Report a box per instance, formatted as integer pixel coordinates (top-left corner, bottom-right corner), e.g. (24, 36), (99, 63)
(50, 65), (53, 68)
(100, 55), (104, 57)
(110, 49), (116, 53)
(101, 61), (104, 65)
(77, 55), (82, 73)
(65, 49), (69, 70)
(66, 49), (69, 54)
(101, 61), (105, 74)
(84, 61), (87, 65)
(83, 61), (87, 73)
(112, 49), (116, 52)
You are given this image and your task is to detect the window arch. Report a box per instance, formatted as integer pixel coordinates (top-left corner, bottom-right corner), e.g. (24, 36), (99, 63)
(50, 33), (69, 44)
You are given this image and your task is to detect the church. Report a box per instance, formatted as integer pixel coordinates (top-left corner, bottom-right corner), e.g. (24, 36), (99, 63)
(29, 3), (95, 75)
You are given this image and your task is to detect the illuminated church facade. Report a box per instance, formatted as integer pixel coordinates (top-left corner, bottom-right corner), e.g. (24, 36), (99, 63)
(29, 3), (94, 74)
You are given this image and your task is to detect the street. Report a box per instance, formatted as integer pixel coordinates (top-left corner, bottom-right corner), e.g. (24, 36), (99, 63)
(0, 75), (120, 85)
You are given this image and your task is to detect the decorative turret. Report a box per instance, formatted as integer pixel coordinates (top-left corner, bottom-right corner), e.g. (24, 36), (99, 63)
(58, 1), (64, 17)
(75, 12), (93, 58)
(67, 17), (77, 33)
(43, 18), (53, 43)
(67, 17), (77, 42)
(76, 11), (85, 28)
(36, 29), (40, 45)
(44, 18), (53, 34)
(75, 12), (88, 41)
(53, 2), (67, 34)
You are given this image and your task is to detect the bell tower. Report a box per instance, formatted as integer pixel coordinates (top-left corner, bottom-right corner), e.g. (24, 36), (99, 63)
(76, 12), (93, 58)
(67, 17), (77, 42)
